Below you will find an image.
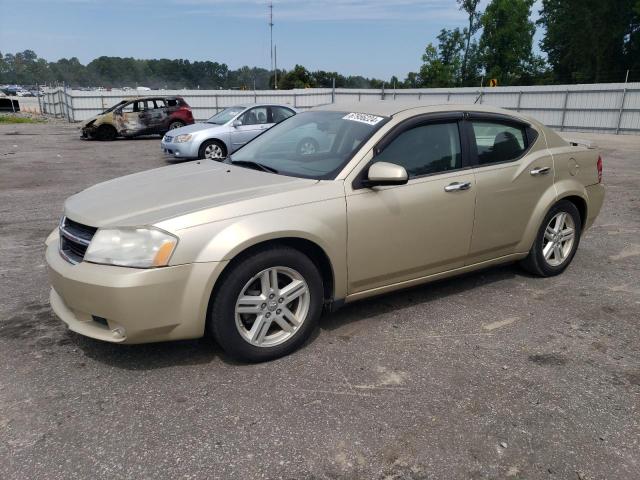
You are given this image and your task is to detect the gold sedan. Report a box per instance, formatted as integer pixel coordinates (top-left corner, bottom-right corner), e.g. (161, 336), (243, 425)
(46, 103), (605, 362)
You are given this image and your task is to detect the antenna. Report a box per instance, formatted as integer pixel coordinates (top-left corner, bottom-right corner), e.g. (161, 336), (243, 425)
(269, 2), (274, 89)
(274, 44), (278, 89)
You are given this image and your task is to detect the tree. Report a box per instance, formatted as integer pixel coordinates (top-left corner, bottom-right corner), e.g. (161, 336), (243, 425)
(539, 0), (638, 83)
(458, 0), (482, 84)
(479, 0), (537, 85)
(418, 29), (465, 87)
(279, 65), (313, 89)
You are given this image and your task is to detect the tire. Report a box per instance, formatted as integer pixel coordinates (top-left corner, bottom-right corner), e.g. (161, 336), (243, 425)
(95, 124), (117, 141)
(208, 246), (324, 362)
(519, 199), (582, 277)
(198, 139), (227, 160)
(168, 120), (185, 130)
(296, 137), (319, 156)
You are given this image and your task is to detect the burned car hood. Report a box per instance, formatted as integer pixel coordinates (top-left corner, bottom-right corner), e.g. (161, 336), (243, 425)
(63, 161), (318, 227)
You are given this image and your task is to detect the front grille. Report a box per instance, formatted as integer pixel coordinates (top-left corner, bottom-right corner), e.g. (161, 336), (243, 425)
(163, 135), (173, 143)
(59, 216), (97, 264)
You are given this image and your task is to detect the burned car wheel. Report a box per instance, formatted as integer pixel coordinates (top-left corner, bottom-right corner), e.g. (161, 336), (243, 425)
(95, 125), (117, 141)
(169, 120), (185, 130)
(208, 246), (323, 362)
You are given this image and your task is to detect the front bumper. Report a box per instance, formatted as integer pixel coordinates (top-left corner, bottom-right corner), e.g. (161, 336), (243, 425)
(46, 239), (226, 344)
(81, 124), (98, 138)
(160, 137), (199, 159)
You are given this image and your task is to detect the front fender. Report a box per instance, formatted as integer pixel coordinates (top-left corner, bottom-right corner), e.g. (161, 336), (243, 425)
(170, 198), (348, 299)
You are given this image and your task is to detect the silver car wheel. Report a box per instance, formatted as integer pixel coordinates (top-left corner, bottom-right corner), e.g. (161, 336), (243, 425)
(204, 143), (224, 159)
(235, 266), (310, 348)
(169, 121), (183, 130)
(542, 211), (576, 267)
(299, 140), (317, 155)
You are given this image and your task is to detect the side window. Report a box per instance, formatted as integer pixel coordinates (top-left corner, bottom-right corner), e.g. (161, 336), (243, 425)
(167, 98), (178, 107)
(375, 122), (462, 178)
(154, 99), (166, 109)
(121, 102), (134, 113)
(241, 107), (269, 126)
(271, 106), (295, 124)
(471, 121), (527, 165)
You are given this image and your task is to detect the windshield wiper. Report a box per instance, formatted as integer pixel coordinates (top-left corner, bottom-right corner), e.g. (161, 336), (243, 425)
(229, 159), (279, 174)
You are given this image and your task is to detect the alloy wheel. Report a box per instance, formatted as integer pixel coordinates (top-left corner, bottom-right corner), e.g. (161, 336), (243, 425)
(235, 266), (310, 347)
(204, 143), (224, 159)
(542, 211), (576, 267)
(299, 140), (317, 155)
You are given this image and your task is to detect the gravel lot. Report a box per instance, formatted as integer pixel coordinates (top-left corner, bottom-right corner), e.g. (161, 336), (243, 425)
(0, 121), (639, 480)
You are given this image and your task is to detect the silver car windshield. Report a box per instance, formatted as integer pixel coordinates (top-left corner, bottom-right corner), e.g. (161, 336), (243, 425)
(229, 111), (388, 180)
(207, 107), (245, 125)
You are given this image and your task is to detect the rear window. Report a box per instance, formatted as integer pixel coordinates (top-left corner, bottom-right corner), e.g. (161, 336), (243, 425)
(472, 121), (527, 165)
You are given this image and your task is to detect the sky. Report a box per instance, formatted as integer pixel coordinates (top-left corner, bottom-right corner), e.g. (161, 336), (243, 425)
(0, 0), (543, 80)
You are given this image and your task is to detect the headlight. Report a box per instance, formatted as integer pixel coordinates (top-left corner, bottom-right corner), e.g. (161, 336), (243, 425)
(174, 134), (192, 143)
(84, 227), (178, 268)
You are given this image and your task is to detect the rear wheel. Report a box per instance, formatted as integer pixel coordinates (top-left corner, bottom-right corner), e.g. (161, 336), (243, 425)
(168, 120), (185, 130)
(198, 140), (226, 160)
(208, 247), (323, 362)
(520, 200), (581, 277)
(95, 124), (117, 141)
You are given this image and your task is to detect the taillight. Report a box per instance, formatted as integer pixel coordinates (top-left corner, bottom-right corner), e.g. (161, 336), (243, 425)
(597, 155), (603, 183)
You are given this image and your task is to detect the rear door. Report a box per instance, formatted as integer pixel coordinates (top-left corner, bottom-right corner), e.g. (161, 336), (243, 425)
(141, 99), (167, 133)
(345, 114), (477, 294)
(230, 106), (271, 152)
(464, 113), (553, 264)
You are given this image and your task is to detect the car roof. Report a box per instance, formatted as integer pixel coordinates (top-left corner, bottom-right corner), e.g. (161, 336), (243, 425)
(226, 103), (296, 109)
(314, 101), (530, 121)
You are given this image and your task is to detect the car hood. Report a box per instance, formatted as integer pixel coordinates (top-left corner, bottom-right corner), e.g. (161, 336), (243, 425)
(82, 115), (101, 127)
(167, 122), (225, 136)
(64, 161), (318, 228)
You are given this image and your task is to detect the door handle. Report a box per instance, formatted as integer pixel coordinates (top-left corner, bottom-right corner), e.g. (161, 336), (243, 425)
(530, 167), (551, 176)
(444, 181), (471, 192)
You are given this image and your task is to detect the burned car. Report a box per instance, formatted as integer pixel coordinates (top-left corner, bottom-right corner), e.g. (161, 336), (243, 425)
(81, 96), (194, 140)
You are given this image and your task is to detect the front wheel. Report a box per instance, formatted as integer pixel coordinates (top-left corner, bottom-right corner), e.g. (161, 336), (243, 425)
(520, 200), (582, 277)
(198, 140), (226, 161)
(95, 124), (117, 141)
(208, 247), (323, 362)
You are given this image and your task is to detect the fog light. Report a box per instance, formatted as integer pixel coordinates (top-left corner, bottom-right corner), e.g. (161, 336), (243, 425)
(111, 327), (126, 339)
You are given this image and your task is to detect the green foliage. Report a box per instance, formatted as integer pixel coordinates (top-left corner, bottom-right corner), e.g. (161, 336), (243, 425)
(0, 51), (386, 90)
(538, 0), (639, 83)
(0, 115), (45, 124)
(479, 0), (538, 85)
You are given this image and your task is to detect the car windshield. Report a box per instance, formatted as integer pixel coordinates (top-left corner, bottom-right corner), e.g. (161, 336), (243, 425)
(101, 100), (127, 114)
(207, 107), (245, 125)
(229, 111), (388, 180)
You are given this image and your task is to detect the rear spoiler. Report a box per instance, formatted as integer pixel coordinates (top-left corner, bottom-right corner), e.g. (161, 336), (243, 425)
(566, 138), (598, 149)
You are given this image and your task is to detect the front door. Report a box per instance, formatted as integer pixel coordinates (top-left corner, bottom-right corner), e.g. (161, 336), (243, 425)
(346, 118), (477, 294)
(230, 106), (273, 152)
(464, 115), (554, 264)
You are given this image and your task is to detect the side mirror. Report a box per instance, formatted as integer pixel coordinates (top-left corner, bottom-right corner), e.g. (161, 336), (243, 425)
(233, 119), (242, 128)
(365, 162), (408, 187)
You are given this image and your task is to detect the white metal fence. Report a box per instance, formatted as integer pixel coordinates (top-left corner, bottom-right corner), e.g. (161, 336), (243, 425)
(39, 82), (640, 135)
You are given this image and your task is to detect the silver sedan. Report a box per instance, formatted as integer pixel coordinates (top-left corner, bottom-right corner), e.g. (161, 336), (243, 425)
(160, 104), (297, 161)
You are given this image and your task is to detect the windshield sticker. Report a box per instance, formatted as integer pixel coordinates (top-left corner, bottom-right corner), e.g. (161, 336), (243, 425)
(342, 113), (384, 126)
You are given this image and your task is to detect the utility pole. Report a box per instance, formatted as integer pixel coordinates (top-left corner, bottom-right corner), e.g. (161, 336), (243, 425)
(274, 44), (278, 89)
(269, 2), (274, 89)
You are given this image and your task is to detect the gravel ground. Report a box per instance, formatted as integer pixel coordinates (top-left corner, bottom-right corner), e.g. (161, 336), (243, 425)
(0, 122), (638, 480)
